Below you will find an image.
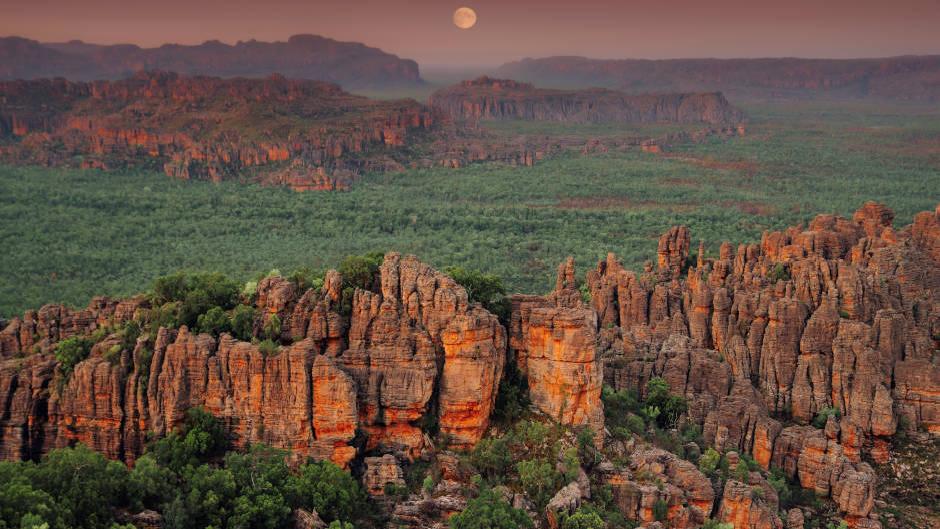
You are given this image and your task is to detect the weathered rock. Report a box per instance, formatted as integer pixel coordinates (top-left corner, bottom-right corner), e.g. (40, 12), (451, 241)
(362, 454), (406, 496)
(510, 260), (604, 437)
(718, 479), (784, 529)
(430, 77), (745, 126)
(340, 253), (505, 455)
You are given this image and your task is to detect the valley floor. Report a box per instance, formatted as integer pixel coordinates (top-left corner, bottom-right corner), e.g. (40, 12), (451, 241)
(1, 100), (938, 317)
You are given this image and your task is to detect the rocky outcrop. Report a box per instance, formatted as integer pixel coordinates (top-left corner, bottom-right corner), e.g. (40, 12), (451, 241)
(362, 454), (406, 496)
(0, 203), (938, 527)
(510, 259), (604, 437)
(0, 72), (436, 190)
(600, 447), (714, 528)
(495, 56), (940, 102)
(591, 202), (940, 522)
(0, 72), (596, 190)
(339, 253), (506, 455)
(0, 34), (422, 89)
(430, 77), (744, 125)
(0, 253), (506, 464)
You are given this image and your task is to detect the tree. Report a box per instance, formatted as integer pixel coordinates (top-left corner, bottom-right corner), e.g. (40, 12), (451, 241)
(516, 458), (562, 509)
(444, 266), (510, 321)
(230, 304), (256, 342)
(54, 337), (93, 375)
(127, 454), (176, 511)
(162, 464), (237, 529)
(24, 445), (128, 529)
(449, 488), (533, 529)
(698, 448), (721, 476)
(470, 437), (513, 484)
(644, 377), (687, 429)
(149, 408), (229, 473)
(0, 462), (61, 529)
(225, 445), (292, 529)
(196, 306), (231, 337)
(286, 460), (368, 524)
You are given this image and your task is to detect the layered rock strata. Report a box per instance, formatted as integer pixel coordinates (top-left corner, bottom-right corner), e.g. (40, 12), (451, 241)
(430, 77), (745, 125)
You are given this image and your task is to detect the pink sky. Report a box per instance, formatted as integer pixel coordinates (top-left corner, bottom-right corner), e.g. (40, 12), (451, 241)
(3, 0), (939, 66)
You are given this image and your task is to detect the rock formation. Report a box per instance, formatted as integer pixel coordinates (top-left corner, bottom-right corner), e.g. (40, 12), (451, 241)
(590, 201), (940, 526)
(0, 72), (600, 190)
(0, 72), (437, 190)
(510, 258), (605, 437)
(0, 253), (505, 466)
(0, 34), (422, 89)
(1, 202), (938, 528)
(430, 77), (744, 126)
(495, 56), (940, 102)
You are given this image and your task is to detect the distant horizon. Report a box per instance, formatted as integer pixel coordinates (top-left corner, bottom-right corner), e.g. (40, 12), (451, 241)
(3, 0), (939, 66)
(6, 32), (940, 74)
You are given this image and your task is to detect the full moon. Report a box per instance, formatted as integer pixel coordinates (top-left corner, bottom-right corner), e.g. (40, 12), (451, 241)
(453, 7), (477, 29)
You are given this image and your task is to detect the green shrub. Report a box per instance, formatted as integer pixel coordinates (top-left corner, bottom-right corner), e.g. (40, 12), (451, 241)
(767, 262), (790, 283)
(287, 460), (367, 524)
(444, 266), (510, 321)
(698, 447), (721, 476)
(196, 306), (230, 337)
(449, 488), (533, 529)
(257, 339), (280, 357)
(558, 507), (605, 529)
(625, 414), (646, 434)
(263, 314), (282, 341)
(152, 272), (240, 328)
(230, 304), (256, 341)
(652, 498), (669, 522)
(813, 406), (841, 429)
(54, 337), (93, 375)
(149, 407), (229, 473)
(516, 458), (562, 509)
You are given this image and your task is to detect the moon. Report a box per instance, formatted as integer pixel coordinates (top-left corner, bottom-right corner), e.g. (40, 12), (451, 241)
(453, 7), (477, 29)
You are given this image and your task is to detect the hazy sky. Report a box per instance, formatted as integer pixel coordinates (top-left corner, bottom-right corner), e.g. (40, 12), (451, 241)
(3, 0), (940, 67)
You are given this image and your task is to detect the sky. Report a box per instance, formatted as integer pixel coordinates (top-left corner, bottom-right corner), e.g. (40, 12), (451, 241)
(2, 0), (940, 67)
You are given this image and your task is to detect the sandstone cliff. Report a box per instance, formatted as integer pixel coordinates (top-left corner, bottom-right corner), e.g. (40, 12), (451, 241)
(495, 56), (940, 102)
(0, 254), (505, 467)
(1, 202), (938, 528)
(0, 72), (590, 189)
(430, 77), (744, 126)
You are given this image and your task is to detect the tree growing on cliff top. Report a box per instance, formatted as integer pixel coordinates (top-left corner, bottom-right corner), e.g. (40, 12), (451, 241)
(444, 266), (510, 321)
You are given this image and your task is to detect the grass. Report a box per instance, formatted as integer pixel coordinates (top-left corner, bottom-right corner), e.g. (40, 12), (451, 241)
(1, 100), (938, 317)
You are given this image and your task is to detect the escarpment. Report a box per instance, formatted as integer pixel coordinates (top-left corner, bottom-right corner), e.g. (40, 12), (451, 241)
(0, 254), (506, 467)
(1, 202), (938, 528)
(0, 72), (438, 190)
(0, 34), (422, 89)
(430, 77), (745, 126)
(0, 72), (566, 190)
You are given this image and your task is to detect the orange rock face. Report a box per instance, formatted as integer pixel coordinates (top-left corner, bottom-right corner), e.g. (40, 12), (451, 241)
(0, 253), (506, 465)
(1, 203), (938, 527)
(510, 259), (604, 437)
(592, 202), (940, 522)
(339, 253), (506, 455)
